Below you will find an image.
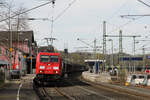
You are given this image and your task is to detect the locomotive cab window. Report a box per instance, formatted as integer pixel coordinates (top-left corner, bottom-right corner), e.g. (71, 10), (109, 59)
(40, 55), (49, 62)
(40, 55), (59, 62)
(50, 56), (59, 62)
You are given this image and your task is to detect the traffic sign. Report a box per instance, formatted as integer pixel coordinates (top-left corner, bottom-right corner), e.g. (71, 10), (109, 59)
(24, 55), (26, 58)
(9, 48), (13, 52)
(147, 56), (150, 59)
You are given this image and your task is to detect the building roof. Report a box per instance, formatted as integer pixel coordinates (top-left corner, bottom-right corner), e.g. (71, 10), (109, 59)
(0, 31), (34, 43)
(38, 45), (55, 52)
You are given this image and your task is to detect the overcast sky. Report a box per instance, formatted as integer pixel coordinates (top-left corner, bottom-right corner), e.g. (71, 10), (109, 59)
(11, 0), (150, 54)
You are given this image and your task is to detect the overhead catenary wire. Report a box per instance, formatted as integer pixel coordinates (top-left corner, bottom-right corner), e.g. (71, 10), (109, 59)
(0, 0), (55, 23)
(107, 16), (144, 34)
(106, 0), (129, 21)
(106, 0), (150, 35)
(54, 0), (76, 21)
(138, 0), (150, 8)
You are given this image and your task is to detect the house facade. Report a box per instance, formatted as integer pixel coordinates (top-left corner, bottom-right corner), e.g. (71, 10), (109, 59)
(0, 31), (37, 74)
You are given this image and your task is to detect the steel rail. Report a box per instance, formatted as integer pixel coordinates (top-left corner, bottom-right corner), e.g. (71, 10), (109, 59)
(42, 88), (53, 100)
(36, 85), (75, 100)
(54, 87), (76, 100)
(64, 79), (112, 100)
(81, 78), (150, 99)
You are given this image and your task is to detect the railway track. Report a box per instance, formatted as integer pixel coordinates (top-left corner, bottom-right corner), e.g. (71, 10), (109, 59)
(33, 77), (150, 100)
(80, 78), (150, 100)
(59, 79), (112, 100)
(60, 78), (149, 100)
(33, 82), (76, 100)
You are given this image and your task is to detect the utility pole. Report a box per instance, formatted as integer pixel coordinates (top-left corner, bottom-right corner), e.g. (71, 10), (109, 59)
(103, 21), (106, 72)
(94, 38), (97, 59)
(134, 40), (150, 72)
(105, 31), (141, 72)
(133, 36), (136, 73)
(119, 30), (123, 53)
(8, 5), (12, 75)
(108, 39), (114, 67)
(119, 30), (123, 68)
(30, 41), (32, 74)
(142, 46), (145, 71)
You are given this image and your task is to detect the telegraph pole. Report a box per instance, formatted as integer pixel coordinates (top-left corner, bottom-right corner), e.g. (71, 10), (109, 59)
(105, 31), (140, 72)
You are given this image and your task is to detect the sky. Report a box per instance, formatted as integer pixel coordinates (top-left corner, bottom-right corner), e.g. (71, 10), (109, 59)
(4, 0), (150, 54)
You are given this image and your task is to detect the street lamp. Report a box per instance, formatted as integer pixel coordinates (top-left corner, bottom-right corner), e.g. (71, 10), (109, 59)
(108, 39), (114, 67)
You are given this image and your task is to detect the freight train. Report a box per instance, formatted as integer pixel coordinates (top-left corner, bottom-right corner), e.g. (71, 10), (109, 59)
(34, 51), (86, 84)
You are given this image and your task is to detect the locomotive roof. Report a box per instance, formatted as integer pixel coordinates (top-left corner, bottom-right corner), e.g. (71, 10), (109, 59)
(38, 52), (60, 56)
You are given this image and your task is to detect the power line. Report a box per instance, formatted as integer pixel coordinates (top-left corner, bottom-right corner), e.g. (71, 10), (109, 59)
(0, 0), (55, 23)
(109, 0), (150, 35)
(107, 0), (129, 21)
(107, 16), (144, 34)
(138, 0), (150, 8)
(54, 0), (76, 21)
(120, 0), (150, 18)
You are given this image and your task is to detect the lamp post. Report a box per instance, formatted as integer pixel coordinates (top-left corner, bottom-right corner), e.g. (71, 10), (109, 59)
(108, 39), (114, 67)
(22, 38), (28, 74)
(28, 40), (32, 74)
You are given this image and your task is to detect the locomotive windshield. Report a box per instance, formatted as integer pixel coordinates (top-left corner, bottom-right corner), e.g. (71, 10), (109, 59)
(40, 55), (49, 62)
(40, 55), (59, 62)
(50, 56), (59, 62)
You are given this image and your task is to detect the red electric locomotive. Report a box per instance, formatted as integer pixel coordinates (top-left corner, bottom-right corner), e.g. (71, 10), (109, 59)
(35, 52), (63, 82)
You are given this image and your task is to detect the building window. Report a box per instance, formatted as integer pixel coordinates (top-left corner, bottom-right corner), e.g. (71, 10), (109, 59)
(5, 49), (8, 55)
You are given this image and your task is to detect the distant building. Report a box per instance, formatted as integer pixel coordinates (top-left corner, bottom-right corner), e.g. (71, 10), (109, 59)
(85, 59), (104, 74)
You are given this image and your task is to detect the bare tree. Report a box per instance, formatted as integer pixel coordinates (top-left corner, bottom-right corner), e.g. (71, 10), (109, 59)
(0, 0), (29, 31)
(0, 0), (30, 67)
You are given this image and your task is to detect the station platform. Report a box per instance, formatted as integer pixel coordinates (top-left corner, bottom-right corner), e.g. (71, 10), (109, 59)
(0, 74), (39, 100)
(82, 71), (150, 97)
(82, 71), (111, 83)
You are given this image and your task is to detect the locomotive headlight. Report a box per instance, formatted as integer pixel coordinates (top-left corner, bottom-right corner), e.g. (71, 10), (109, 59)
(40, 66), (45, 69)
(16, 65), (19, 69)
(53, 67), (59, 70)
